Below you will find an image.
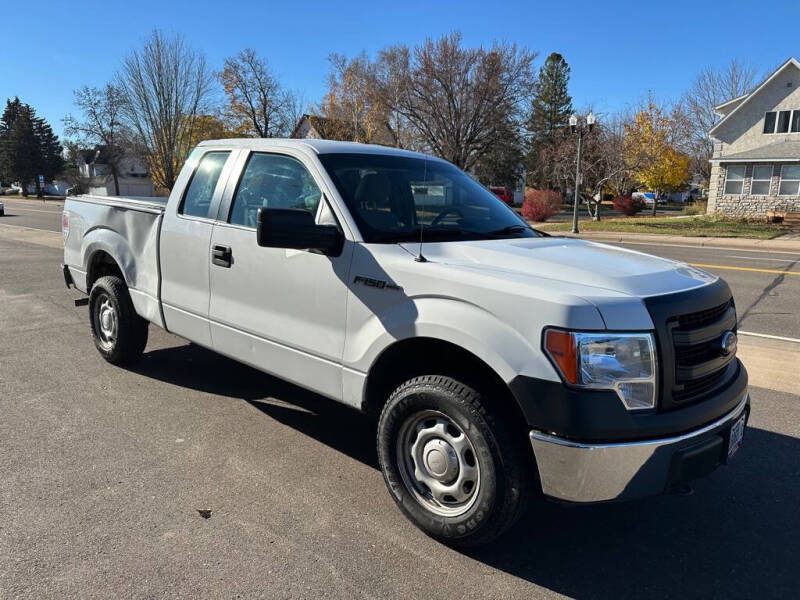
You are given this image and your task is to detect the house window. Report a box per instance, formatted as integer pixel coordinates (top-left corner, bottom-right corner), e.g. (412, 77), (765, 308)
(723, 165), (746, 195)
(765, 110), (800, 133)
(750, 166), (773, 196)
(778, 165), (800, 196)
(777, 110), (792, 133)
(764, 112), (776, 133)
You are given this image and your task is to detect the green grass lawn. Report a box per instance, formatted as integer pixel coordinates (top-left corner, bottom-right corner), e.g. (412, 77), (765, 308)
(534, 216), (789, 240)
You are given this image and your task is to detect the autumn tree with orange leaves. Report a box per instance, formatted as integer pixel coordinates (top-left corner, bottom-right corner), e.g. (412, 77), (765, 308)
(144, 114), (237, 191)
(219, 48), (300, 138)
(624, 98), (690, 215)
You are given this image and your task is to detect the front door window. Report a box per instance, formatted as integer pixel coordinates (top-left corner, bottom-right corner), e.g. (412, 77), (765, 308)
(228, 153), (323, 228)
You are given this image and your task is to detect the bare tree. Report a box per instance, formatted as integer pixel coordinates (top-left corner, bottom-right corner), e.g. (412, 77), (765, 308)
(381, 33), (537, 170)
(542, 110), (638, 221)
(374, 45), (414, 148)
(63, 84), (128, 195)
(583, 119), (638, 220)
(322, 52), (382, 143)
(596, 111), (638, 198)
(61, 141), (89, 195)
(219, 48), (293, 137)
(117, 29), (212, 191)
(283, 89), (308, 134)
(683, 59), (758, 182)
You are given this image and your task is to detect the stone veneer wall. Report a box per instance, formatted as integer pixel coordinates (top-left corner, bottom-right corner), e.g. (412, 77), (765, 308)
(708, 162), (800, 217)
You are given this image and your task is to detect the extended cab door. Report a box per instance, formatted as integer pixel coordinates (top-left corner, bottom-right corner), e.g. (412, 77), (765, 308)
(207, 150), (354, 400)
(160, 147), (239, 347)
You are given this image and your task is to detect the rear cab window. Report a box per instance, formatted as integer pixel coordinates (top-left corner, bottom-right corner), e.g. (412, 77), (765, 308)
(179, 151), (231, 218)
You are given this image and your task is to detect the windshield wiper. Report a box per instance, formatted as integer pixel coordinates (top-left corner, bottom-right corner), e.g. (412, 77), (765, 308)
(371, 226), (533, 244)
(486, 224), (531, 235)
(487, 224), (551, 238)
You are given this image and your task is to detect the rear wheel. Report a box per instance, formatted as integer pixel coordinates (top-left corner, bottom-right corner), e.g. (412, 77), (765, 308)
(377, 375), (530, 547)
(89, 275), (148, 365)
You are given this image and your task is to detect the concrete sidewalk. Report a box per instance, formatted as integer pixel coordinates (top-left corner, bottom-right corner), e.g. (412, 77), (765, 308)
(737, 335), (800, 396)
(553, 230), (800, 252)
(0, 223), (63, 248)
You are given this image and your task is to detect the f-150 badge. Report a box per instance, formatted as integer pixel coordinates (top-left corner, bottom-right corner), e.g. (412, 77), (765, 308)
(353, 275), (403, 292)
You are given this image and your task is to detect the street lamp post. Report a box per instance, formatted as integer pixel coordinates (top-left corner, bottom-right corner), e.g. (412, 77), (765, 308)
(569, 112), (596, 234)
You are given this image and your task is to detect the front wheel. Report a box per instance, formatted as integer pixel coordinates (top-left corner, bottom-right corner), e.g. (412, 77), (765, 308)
(89, 275), (148, 365)
(377, 375), (530, 547)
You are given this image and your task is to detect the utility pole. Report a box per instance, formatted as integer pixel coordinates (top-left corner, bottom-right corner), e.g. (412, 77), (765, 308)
(572, 130), (583, 234)
(569, 112), (596, 235)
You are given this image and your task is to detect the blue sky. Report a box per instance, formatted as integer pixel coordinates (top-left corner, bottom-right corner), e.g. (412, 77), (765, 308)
(2, 0), (798, 139)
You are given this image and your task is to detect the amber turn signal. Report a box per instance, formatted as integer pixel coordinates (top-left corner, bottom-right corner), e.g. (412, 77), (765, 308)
(544, 329), (578, 384)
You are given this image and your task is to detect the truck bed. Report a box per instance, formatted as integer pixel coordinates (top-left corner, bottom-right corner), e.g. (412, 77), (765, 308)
(63, 193), (167, 328)
(70, 194), (167, 214)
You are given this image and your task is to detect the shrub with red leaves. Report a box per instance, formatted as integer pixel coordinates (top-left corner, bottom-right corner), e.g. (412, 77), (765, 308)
(613, 194), (646, 216)
(521, 189), (562, 222)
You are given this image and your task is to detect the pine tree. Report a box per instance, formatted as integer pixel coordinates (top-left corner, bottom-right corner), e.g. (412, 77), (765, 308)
(33, 115), (65, 189)
(0, 98), (24, 185)
(0, 101), (38, 195)
(525, 53), (573, 189)
(0, 97), (22, 136)
(0, 97), (64, 196)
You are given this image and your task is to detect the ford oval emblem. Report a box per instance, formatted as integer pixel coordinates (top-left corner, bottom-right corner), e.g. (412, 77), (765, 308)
(720, 331), (737, 356)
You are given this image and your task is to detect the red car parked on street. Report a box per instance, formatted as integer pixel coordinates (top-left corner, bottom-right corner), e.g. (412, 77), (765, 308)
(489, 186), (514, 205)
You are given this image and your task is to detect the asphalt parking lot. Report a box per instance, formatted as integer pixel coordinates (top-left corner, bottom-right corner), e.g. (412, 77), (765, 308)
(1, 210), (799, 598)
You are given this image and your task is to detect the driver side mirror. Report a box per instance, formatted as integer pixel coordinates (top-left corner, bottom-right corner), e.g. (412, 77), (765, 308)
(256, 208), (344, 256)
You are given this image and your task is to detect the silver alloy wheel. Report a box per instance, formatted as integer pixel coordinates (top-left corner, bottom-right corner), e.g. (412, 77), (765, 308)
(94, 293), (117, 351)
(396, 410), (481, 517)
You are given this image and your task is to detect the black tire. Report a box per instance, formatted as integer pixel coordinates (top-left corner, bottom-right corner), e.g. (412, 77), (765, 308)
(88, 275), (148, 365)
(377, 375), (531, 548)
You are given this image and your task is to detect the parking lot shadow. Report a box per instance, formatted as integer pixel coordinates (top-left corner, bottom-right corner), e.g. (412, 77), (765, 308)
(470, 425), (800, 599)
(132, 342), (798, 598)
(131, 342), (378, 468)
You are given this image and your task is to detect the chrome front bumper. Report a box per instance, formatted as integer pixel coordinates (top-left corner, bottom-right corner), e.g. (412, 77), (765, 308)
(530, 393), (749, 503)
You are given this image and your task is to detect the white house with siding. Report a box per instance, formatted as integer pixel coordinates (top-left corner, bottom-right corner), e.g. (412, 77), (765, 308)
(708, 57), (800, 221)
(79, 146), (154, 196)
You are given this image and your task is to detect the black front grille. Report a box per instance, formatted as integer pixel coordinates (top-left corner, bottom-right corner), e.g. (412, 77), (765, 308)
(644, 279), (739, 411)
(674, 342), (723, 366)
(672, 364), (732, 402)
(677, 299), (733, 330)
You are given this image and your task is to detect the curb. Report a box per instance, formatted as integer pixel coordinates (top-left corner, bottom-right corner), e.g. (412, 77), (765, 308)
(551, 231), (800, 252)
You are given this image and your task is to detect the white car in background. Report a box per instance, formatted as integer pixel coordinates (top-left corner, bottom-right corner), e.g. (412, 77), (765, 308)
(634, 191), (666, 205)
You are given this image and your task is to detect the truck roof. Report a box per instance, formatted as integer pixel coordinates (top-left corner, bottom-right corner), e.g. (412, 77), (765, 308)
(197, 138), (443, 162)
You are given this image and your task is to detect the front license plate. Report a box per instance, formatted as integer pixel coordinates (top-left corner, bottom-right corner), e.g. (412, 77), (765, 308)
(727, 414), (746, 460)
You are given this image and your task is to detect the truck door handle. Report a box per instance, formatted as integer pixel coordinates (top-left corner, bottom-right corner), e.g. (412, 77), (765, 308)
(212, 245), (232, 268)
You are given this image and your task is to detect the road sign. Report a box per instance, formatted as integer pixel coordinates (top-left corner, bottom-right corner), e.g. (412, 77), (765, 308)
(38, 174), (44, 185)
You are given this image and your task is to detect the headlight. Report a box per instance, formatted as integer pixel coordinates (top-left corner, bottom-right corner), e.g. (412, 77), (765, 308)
(544, 329), (657, 410)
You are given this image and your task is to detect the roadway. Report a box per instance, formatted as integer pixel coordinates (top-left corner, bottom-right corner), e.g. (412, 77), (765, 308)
(0, 231), (798, 598)
(0, 197), (65, 232)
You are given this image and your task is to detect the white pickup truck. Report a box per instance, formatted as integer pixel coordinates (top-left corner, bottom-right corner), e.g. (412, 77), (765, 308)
(63, 139), (749, 546)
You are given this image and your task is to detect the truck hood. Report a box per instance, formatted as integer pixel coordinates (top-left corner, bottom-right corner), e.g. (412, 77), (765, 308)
(399, 236), (716, 298)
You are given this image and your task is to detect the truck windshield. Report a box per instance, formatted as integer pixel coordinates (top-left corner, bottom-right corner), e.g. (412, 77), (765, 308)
(318, 153), (541, 243)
